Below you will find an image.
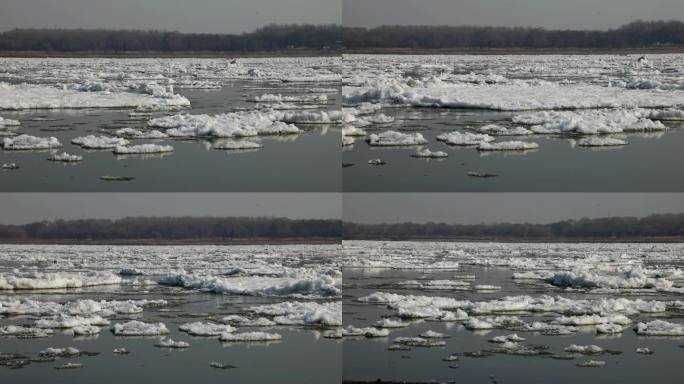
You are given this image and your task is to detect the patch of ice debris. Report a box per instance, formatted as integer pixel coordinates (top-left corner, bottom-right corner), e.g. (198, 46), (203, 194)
(0, 271), (122, 290)
(221, 315), (275, 327)
(219, 331), (282, 342)
(342, 126), (367, 137)
(112, 321), (169, 336)
(374, 318), (410, 328)
(113, 144), (174, 154)
(247, 93), (327, 103)
(391, 336), (446, 347)
(35, 314), (110, 329)
(0, 325), (54, 338)
(411, 148), (448, 158)
(564, 344), (604, 354)
(247, 301), (342, 326)
(477, 141), (539, 151)
(156, 338), (190, 348)
(39, 347), (80, 357)
(577, 137), (628, 147)
(2, 134), (61, 150)
(636, 347), (654, 354)
(0, 116), (20, 128)
(478, 124), (532, 136)
(576, 360), (606, 367)
(212, 139), (263, 150)
(72, 325), (102, 335)
(436, 131), (494, 146)
(489, 333), (525, 343)
(596, 323), (625, 334)
(72, 135), (129, 149)
(547, 268), (674, 290)
(323, 326), (389, 339)
(47, 152), (83, 162)
(367, 130), (428, 146)
(179, 322), (234, 336)
(634, 320), (684, 336)
(0, 82), (190, 110)
(115, 128), (168, 139)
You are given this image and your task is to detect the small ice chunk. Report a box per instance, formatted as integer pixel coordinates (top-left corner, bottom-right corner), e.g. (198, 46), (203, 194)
(411, 148), (448, 158)
(47, 152), (83, 162)
(156, 338), (190, 348)
(437, 131), (494, 146)
(113, 144), (174, 154)
(112, 321), (169, 336)
(577, 137), (628, 147)
(219, 331), (282, 342)
(634, 320), (684, 336)
(477, 141), (539, 151)
(72, 135), (128, 149)
(179, 322), (234, 336)
(368, 130), (428, 146)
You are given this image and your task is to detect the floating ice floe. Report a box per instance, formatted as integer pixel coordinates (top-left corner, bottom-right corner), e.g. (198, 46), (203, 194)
(576, 360), (606, 367)
(411, 148), (448, 158)
(47, 152), (83, 162)
(323, 326), (389, 339)
(247, 93), (327, 103)
(342, 126), (367, 137)
(115, 128), (169, 139)
(1, 162), (18, 169)
(367, 130), (428, 146)
(596, 323), (625, 334)
(392, 336), (446, 347)
(212, 139), (263, 150)
(149, 111), (300, 138)
(512, 109), (667, 134)
(564, 344), (604, 354)
(478, 124), (532, 136)
(72, 325), (102, 335)
(179, 322), (234, 336)
(113, 144), (174, 154)
(636, 347), (654, 355)
(436, 131), (494, 145)
(219, 331), (282, 342)
(2, 134), (61, 150)
(634, 320), (684, 336)
(547, 269), (674, 290)
(39, 347), (81, 357)
(0, 271), (122, 290)
(477, 141), (539, 151)
(0, 82), (190, 110)
(156, 338), (190, 348)
(282, 110), (349, 125)
(489, 333), (525, 343)
(247, 301), (342, 326)
(72, 135), (129, 149)
(0, 325), (54, 338)
(374, 318), (410, 328)
(419, 330), (449, 338)
(158, 270), (340, 298)
(112, 321), (169, 336)
(221, 315), (276, 327)
(368, 158), (386, 165)
(0, 116), (20, 128)
(577, 137), (629, 147)
(35, 314), (110, 329)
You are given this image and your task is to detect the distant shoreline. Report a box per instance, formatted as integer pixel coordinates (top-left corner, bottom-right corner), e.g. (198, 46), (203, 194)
(0, 49), (340, 58)
(2, 46), (684, 58)
(343, 46), (684, 55)
(0, 237), (339, 246)
(343, 236), (684, 243)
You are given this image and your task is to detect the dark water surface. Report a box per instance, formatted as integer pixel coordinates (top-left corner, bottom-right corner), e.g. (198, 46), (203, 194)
(343, 108), (684, 192)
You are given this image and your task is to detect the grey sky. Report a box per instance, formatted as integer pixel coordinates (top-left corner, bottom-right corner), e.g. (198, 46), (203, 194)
(344, 193), (684, 224)
(0, 193), (340, 224)
(0, 0), (340, 33)
(343, 0), (684, 30)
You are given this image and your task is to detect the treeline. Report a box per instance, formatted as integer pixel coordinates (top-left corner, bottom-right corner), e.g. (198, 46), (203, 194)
(0, 24), (342, 52)
(344, 20), (684, 49)
(0, 20), (683, 52)
(0, 217), (341, 240)
(343, 214), (684, 241)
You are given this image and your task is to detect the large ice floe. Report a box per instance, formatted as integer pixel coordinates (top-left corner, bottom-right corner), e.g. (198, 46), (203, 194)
(0, 82), (190, 110)
(2, 134), (62, 150)
(148, 111), (300, 138)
